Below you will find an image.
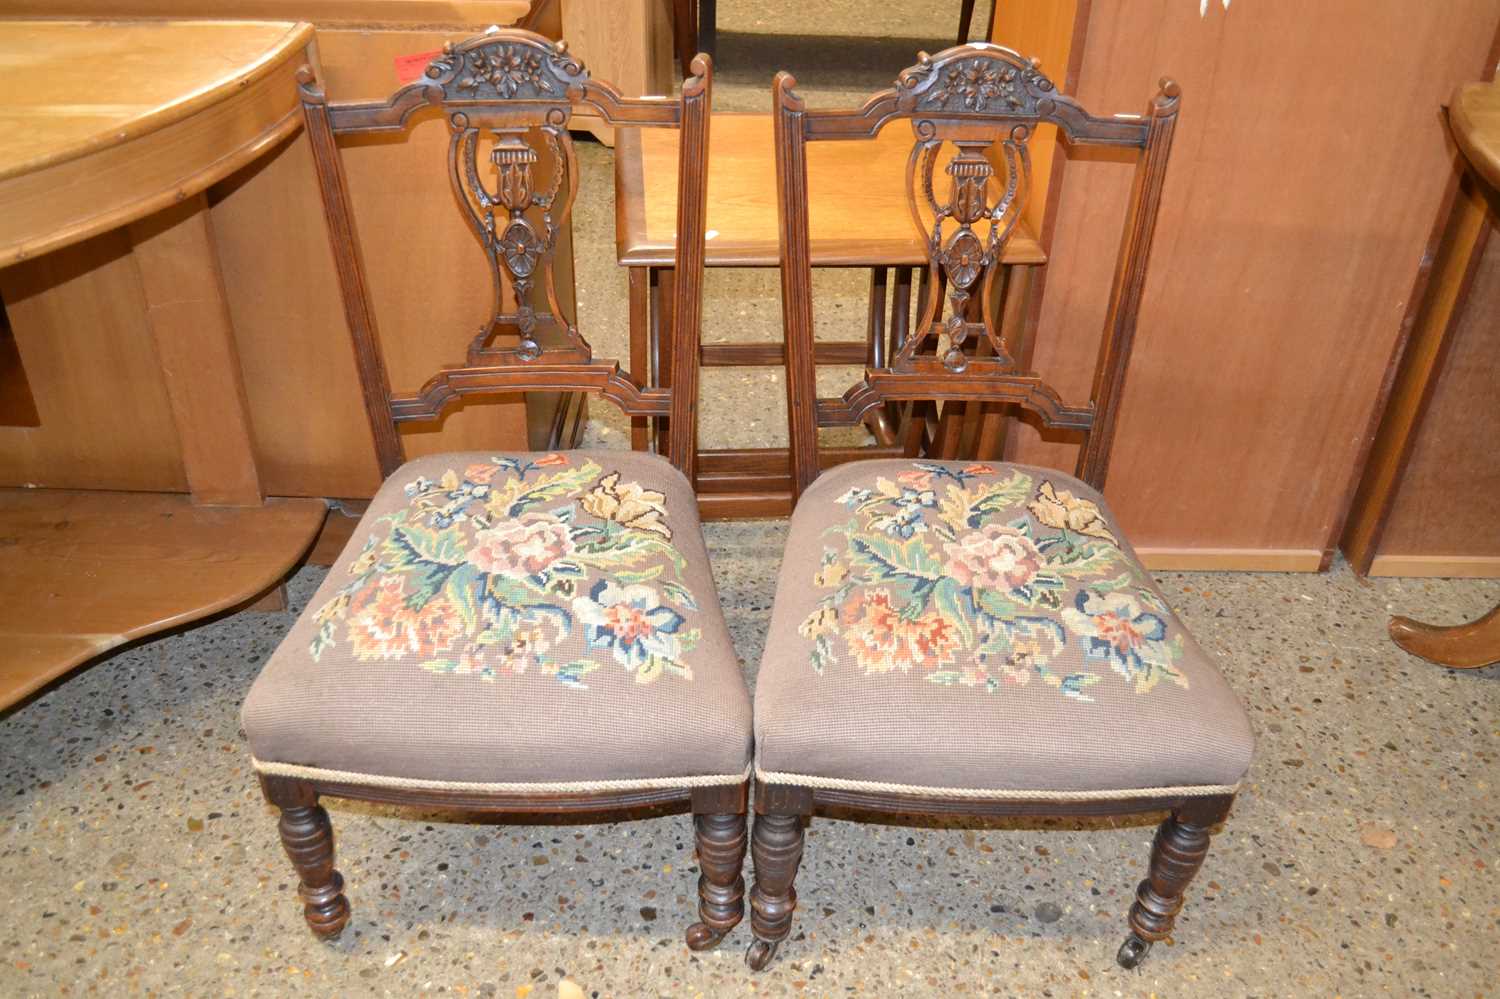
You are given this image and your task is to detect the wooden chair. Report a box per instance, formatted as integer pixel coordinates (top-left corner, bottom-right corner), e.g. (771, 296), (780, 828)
(241, 30), (755, 953)
(747, 46), (1255, 970)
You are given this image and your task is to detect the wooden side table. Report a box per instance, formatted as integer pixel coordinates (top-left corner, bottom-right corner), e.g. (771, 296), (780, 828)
(615, 112), (1046, 517)
(0, 20), (327, 707)
(1349, 81), (1500, 668)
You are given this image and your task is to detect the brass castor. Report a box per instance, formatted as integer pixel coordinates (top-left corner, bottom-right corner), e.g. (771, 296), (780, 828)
(745, 938), (780, 970)
(1116, 933), (1152, 969)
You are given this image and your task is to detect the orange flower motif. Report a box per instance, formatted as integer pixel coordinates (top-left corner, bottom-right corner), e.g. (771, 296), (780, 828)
(464, 463), (500, 484)
(535, 453), (569, 467)
(897, 470), (935, 490)
(841, 589), (960, 674)
(346, 575), (463, 661)
(963, 463), (995, 475)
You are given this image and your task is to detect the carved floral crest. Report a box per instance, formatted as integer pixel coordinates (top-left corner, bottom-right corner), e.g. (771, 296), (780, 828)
(900, 46), (1056, 116)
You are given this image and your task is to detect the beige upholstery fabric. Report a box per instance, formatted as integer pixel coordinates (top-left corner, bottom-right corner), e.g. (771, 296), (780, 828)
(244, 451), (752, 789)
(754, 460), (1253, 796)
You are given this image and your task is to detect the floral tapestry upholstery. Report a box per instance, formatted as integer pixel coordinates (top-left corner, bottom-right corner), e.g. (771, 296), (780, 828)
(243, 451), (752, 790)
(754, 460), (1254, 796)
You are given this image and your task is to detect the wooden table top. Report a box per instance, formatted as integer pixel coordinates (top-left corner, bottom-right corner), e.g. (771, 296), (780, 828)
(0, 18), (313, 265)
(615, 111), (1046, 268)
(1451, 82), (1500, 192)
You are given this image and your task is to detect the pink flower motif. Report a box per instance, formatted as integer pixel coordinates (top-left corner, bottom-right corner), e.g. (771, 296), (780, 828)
(897, 470), (934, 490)
(943, 523), (1044, 590)
(467, 514), (574, 575)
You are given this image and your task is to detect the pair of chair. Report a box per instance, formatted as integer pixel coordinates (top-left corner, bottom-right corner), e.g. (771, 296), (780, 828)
(241, 29), (1255, 971)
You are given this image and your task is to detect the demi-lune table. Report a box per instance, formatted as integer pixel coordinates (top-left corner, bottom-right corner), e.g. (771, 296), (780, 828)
(0, 20), (327, 707)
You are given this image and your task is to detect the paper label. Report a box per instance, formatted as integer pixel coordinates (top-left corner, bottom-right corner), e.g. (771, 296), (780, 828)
(394, 49), (443, 85)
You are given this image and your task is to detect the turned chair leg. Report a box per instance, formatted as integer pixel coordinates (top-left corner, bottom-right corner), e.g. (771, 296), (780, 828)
(1118, 799), (1230, 969)
(685, 810), (748, 949)
(261, 775), (350, 939)
(745, 784), (812, 970)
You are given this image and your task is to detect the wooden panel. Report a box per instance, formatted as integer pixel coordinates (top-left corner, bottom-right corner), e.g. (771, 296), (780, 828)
(130, 194), (263, 505)
(1369, 555), (1500, 578)
(1007, 0), (1500, 563)
(0, 230), (188, 491)
(990, 0), (1083, 238)
(562, 0), (675, 144)
(617, 113), (1046, 267)
(0, 489), (324, 709)
(1371, 214), (1500, 563)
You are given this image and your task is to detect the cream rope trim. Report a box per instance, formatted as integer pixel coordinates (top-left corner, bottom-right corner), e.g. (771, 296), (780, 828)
(755, 768), (1237, 801)
(253, 758), (749, 794)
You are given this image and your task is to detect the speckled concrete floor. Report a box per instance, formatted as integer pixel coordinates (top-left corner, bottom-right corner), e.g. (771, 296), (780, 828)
(4, 4), (1500, 997)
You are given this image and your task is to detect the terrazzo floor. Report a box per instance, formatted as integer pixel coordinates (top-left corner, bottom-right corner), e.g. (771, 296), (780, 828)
(4, 3), (1500, 997)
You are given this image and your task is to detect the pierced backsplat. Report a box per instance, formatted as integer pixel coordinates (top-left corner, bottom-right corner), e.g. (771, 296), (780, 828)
(299, 29), (713, 479)
(899, 127), (1031, 373)
(773, 43), (1182, 498)
(448, 115), (585, 365)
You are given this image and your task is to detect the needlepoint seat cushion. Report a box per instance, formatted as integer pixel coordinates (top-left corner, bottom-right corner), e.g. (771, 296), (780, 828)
(754, 460), (1254, 798)
(243, 450), (752, 791)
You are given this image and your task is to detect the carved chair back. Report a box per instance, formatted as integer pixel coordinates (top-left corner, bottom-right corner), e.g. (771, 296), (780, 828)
(773, 44), (1179, 500)
(300, 30), (712, 480)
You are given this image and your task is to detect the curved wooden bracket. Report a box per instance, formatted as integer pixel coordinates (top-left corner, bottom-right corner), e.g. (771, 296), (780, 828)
(391, 362), (671, 423)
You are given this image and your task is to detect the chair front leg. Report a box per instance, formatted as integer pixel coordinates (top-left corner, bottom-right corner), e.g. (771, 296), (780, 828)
(746, 784), (813, 970)
(260, 775), (350, 939)
(685, 782), (749, 950)
(1118, 796), (1233, 969)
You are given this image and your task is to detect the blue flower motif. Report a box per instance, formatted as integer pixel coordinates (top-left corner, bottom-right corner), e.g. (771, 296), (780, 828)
(572, 580), (685, 671)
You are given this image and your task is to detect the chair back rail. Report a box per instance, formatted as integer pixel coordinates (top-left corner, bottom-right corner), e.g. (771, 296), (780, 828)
(299, 30), (711, 480)
(773, 43), (1179, 500)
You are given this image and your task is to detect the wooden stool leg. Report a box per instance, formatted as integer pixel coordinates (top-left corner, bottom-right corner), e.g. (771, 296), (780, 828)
(1119, 801), (1227, 969)
(746, 784), (812, 971)
(686, 810), (748, 950)
(261, 776), (349, 939)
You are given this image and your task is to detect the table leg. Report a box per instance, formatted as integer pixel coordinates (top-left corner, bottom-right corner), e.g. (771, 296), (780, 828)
(864, 268), (896, 445)
(1389, 604), (1500, 669)
(651, 266), (677, 456)
(629, 266), (651, 452)
(128, 193), (262, 507)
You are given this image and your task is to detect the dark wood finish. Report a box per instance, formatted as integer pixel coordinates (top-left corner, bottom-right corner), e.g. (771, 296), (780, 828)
(748, 783), (1234, 970)
(261, 775), (351, 939)
(1118, 806), (1224, 967)
(261, 29), (748, 948)
(302, 29), (710, 480)
(1388, 607), (1500, 668)
(747, 44), (1232, 972)
(745, 784), (812, 971)
(686, 789), (749, 950)
(773, 46), (1180, 500)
